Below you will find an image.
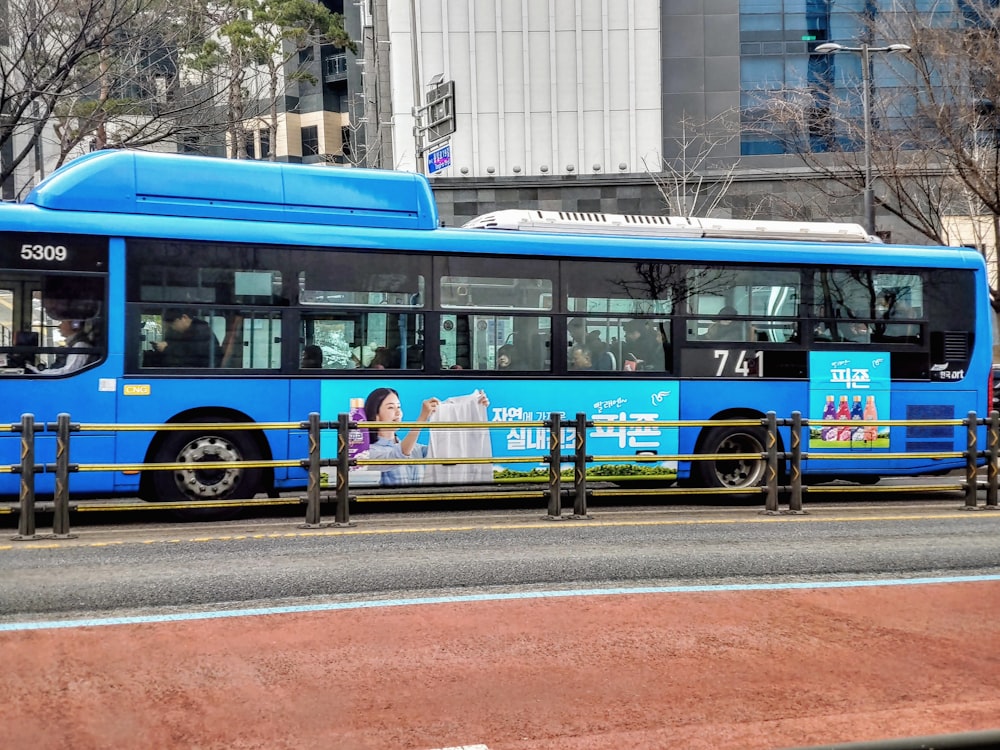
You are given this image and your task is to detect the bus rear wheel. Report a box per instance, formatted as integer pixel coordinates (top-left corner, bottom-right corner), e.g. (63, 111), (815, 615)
(694, 425), (768, 490)
(151, 426), (263, 505)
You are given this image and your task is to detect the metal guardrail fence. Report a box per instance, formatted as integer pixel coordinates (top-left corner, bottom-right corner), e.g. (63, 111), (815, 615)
(4, 410), (999, 540)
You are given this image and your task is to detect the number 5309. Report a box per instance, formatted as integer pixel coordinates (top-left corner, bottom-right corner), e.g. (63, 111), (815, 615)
(21, 244), (68, 261)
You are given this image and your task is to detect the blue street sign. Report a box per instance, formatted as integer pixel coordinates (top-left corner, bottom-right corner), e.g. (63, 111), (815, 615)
(427, 144), (451, 174)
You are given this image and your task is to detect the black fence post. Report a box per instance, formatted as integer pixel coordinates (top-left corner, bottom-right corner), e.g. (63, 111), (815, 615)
(14, 414), (39, 540)
(333, 412), (352, 526)
(764, 412), (779, 513)
(789, 411), (804, 513)
(51, 413), (75, 538)
(545, 412), (562, 518)
(963, 410), (978, 509)
(301, 412), (322, 528)
(572, 412), (589, 518)
(988, 411), (999, 509)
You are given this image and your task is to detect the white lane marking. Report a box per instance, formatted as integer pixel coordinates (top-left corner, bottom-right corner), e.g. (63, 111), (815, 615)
(2, 574), (999, 632)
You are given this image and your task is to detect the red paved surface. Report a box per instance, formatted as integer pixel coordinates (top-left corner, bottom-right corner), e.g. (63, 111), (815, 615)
(2, 581), (999, 750)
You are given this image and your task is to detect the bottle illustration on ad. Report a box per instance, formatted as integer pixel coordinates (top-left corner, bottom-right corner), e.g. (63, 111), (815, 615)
(821, 395), (837, 441)
(836, 395), (852, 442)
(850, 395), (865, 442)
(863, 395), (879, 442)
(348, 397), (370, 467)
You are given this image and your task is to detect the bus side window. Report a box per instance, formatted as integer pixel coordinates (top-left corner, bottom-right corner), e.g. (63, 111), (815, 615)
(299, 312), (425, 371)
(300, 316), (358, 369)
(442, 314), (551, 371)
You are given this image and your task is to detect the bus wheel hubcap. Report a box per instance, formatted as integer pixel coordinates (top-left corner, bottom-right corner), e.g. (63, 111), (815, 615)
(716, 433), (765, 488)
(173, 436), (243, 499)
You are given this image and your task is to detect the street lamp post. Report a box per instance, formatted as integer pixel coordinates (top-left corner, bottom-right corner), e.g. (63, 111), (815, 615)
(814, 41), (911, 235)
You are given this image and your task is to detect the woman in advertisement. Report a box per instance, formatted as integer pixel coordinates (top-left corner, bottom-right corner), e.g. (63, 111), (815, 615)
(364, 388), (440, 486)
(363, 387), (492, 486)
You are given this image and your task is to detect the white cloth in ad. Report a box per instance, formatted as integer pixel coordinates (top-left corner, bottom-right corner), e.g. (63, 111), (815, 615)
(426, 391), (493, 484)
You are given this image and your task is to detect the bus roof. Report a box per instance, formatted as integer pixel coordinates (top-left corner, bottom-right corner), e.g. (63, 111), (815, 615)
(22, 149), (439, 230)
(0, 152), (983, 274)
(464, 209), (879, 243)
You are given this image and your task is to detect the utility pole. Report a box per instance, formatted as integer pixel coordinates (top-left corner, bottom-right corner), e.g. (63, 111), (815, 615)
(408, 0), (424, 173)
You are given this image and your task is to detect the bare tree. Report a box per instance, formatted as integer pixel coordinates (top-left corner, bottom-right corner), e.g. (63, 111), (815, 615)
(0, 0), (226, 194)
(340, 114), (386, 168)
(185, 1), (258, 160)
(744, 1), (1000, 307)
(643, 112), (742, 218)
(897, 1), (1000, 275)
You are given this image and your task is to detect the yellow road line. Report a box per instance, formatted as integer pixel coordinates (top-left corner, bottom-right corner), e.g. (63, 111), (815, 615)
(1, 510), (996, 551)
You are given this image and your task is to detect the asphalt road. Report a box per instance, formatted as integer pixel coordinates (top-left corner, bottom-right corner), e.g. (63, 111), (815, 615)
(3, 498), (999, 623)
(4, 496), (1000, 750)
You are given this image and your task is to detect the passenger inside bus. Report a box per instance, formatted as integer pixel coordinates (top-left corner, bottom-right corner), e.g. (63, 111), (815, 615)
(568, 320), (614, 369)
(839, 315), (871, 344)
(153, 309), (223, 367)
(704, 307), (752, 341)
(301, 345), (324, 368)
(878, 292), (920, 341)
(622, 319), (666, 370)
(369, 347), (393, 369)
(567, 317), (588, 348)
(496, 344), (518, 371)
(569, 344), (594, 370)
(585, 330), (616, 370)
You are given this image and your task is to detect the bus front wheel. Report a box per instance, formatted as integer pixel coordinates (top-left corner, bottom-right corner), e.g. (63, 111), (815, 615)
(694, 425), (768, 490)
(151, 427), (263, 503)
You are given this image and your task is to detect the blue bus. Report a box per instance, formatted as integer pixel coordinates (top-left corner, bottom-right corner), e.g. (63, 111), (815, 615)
(0, 150), (991, 503)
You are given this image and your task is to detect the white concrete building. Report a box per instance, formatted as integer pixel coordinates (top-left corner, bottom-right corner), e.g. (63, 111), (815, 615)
(384, 0), (662, 177)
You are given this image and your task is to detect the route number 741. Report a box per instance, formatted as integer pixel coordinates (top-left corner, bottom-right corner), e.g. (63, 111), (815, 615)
(714, 349), (763, 377)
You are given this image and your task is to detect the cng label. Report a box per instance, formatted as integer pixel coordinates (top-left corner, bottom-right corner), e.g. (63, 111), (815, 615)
(123, 384), (151, 396)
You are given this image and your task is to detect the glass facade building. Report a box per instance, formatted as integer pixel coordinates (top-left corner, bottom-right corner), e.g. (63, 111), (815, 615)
(739, 1), (926, 156)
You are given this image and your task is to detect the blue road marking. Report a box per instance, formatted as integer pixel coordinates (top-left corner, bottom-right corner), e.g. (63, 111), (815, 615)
(3, 574), (999, 632)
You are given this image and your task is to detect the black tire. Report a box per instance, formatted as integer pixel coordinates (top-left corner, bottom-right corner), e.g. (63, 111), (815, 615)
(694, 425), (768, 489)
(151, 424), (264, 505)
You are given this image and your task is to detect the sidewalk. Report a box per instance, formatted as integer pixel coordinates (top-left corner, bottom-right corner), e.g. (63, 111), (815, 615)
(2, 579), (999, 749)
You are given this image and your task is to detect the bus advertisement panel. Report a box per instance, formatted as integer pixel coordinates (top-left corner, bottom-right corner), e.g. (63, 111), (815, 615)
(320, 379), (681, 487)
(808, 351), (891, 449)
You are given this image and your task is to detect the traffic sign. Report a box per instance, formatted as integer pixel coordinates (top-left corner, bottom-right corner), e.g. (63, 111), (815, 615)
(427, 144), (451, 174)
